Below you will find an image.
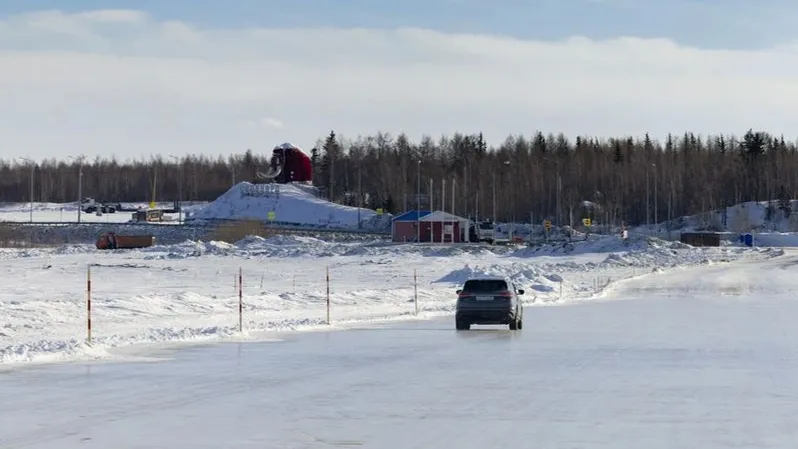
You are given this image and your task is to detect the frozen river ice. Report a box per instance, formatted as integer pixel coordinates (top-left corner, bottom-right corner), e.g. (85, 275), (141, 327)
(4, 253), (798, 448)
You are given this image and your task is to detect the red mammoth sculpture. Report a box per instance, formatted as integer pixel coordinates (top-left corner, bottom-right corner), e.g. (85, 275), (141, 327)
(256, 143), (313, 184)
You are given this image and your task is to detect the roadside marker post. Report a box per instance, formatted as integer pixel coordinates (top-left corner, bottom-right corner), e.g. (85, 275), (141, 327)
(238, 267), (243, 333)
(326, 266), (331, 325)
(87, 265), (92, 345)
(414, 269), (419, 315)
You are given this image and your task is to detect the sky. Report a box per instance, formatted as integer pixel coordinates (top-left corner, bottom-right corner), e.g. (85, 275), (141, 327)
(1, 0), (798, 161)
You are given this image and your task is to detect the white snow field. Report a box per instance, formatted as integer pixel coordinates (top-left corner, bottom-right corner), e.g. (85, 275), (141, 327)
(0, 234), (767, 366)
(3, 243), (798, 448)
(0, 201), (185, 223)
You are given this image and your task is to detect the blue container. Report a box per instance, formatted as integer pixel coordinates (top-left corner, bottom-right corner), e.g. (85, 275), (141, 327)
(743, 233), (753, 247)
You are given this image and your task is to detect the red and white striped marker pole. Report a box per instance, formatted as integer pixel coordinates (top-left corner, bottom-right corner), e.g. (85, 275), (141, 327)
(87, 264), (92, 345)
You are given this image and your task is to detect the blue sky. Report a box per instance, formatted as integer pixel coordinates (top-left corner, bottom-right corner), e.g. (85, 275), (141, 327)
(1, 0), (794, 50)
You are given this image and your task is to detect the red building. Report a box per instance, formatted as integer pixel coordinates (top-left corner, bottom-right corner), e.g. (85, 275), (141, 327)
(392, 210), (470, 243)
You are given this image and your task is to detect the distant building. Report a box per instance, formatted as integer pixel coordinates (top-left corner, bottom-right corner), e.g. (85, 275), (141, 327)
(391, 210), (470, 243)
(391, 210), (431, 242)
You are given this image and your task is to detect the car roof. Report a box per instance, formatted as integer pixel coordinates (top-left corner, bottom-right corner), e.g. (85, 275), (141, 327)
(465, 276), (511, 282)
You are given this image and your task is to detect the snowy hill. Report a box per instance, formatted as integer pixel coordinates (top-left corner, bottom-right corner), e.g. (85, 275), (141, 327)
(186, 182), (392, 232)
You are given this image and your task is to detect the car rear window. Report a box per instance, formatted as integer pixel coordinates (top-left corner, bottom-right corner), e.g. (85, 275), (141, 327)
(463, 279), (508, 292)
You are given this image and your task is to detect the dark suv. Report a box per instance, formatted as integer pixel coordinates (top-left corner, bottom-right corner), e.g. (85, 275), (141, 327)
(455, 277), (524, 330)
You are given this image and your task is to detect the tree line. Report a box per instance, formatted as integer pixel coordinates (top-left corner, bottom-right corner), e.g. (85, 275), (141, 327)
(0, 129), (792, 227)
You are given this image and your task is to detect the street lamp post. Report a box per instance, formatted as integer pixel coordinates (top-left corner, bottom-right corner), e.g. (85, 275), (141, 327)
(653, 163), (658, 235)
(169, 155), (183, 224)
(416, 160), (421, 242)
(646, 166), (650, 234)
(18, 157), (34, 223)
(502, 160), (512, 238)
(541, 156), (561, 227)
(492, 170), (497, 225)
(68, 155), (86, 223)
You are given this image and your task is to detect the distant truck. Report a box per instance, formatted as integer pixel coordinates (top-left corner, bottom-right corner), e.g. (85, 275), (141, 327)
(95, 232), (155, 250)
(469, 220), (495, 244)
(81, 198), (118, 214)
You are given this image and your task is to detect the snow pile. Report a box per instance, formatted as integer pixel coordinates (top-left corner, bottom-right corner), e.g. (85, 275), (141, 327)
(434, 237), (781, 303)
(186, 182), (392, 231)
(141, 236), (358, 259)
(141, 237), (510, 260)
(136, 233), (783, 265)
(436, 263), (568, 297)
(626, 199), (798, 236)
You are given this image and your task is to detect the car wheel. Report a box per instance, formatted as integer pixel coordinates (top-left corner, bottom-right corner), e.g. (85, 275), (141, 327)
(517, 318), (523, 330)
(509, 319), (517, 330)
(455, 320), (470, 331)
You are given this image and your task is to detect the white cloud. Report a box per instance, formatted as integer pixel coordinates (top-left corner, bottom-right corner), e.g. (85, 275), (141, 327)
(1, 9), (797, 161)
(249, 117), (284, 129)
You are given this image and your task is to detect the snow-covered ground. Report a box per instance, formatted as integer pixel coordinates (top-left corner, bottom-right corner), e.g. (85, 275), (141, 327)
(0, 233), (780, 366)
(0, 201), (190, 223)
(186, 182), (392, 231)
(627, 199), (798, 235)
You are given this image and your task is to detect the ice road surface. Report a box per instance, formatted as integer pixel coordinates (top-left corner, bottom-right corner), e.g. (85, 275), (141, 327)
(4, 248), (798, 448)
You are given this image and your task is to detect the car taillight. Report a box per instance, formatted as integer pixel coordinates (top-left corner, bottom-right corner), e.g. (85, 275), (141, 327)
(497, 291), (513, 297)
(458, 291), (470, 298)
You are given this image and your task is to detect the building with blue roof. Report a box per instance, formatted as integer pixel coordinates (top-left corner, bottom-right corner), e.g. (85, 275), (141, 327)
(391, 210), (469, 243)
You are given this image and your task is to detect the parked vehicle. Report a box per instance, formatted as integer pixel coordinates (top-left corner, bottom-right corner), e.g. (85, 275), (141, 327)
(469, 220), (495, 244)
(455, 276), (524, 330)
(95, 232), (155, 250)
(81, 197), (118, 214)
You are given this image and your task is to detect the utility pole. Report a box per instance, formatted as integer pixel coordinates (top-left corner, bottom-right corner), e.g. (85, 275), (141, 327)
(429, 178), (433, 243)
(541, 156), (561, 227)
(653, 163), (658, 235)
(18, 157), (34, 223)
(451, 177), (455, 217)
(169, 155), (183, 224)
(492, 170), (496, 224)
(501, 160), (512, 238)
(556, 169), (561, 227)
(442, 179), (446, 212)
(357, 162), (362, 229)
(69, 155), (86, 223)
(441, 179), (446, 243)
(646, 165), (650, 235)
(416, 160), (421, 242)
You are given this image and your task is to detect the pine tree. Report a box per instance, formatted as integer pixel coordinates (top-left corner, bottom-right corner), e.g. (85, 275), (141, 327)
(778, 185), (791, 218)
(321, 131), (340, 201)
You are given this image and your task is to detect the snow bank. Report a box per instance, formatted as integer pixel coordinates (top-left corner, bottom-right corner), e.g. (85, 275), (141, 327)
(187, 182), (392, 231)
(628, 199), (798, 236)
(742, 233), (798, 248)
(434, 236), (781, 304)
